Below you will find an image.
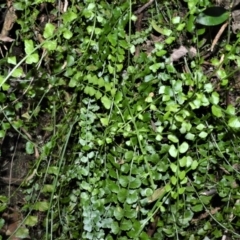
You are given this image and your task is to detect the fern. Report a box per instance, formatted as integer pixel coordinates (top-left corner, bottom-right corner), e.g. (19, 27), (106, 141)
(130, 26), (152, 45)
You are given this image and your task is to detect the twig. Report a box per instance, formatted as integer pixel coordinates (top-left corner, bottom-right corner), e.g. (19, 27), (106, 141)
(211, 21), (228, 52)
(63, 0), (69, 12)
(191, 207), (220, 224)
(0, 177), (23, 185)
(134, 0), (154, 15)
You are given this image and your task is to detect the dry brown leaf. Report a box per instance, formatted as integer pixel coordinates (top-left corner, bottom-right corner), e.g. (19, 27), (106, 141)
(148, 186), (166, 203)
(1, 6), (17, 37)
(170, 46), (197, 62)
(2, 207), (22, 239)
(0, 34), (14, 42)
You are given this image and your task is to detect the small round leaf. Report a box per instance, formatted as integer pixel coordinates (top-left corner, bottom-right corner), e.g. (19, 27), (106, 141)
(179, 142), (189, 154)
(169, 144), (178, 158)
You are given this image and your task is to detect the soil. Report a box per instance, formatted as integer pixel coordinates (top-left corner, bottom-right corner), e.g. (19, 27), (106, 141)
(0, 133), (31, 205)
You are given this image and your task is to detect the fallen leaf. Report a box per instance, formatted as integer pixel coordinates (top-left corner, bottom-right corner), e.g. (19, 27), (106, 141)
(170, 45), (196, 62)
(0, 34), (15, 42)
(148, 186), (166, 202)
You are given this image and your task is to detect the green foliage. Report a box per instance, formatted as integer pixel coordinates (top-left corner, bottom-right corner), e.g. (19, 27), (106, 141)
(196, 7), (230, 26)
(1, 0), (240, 239)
